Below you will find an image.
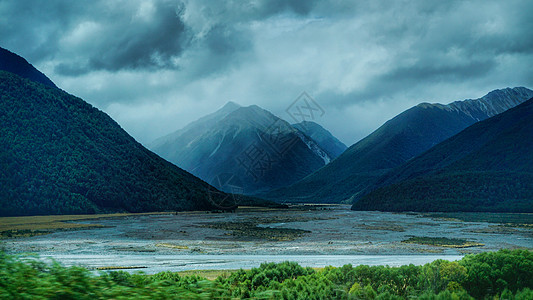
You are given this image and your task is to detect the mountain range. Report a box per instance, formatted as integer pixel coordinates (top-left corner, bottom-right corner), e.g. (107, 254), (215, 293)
(264, 87), (533, 203)
(353, 96), (533, 212)
(0, 48), (227, 216)
(150, 102), (346, 195)
(2, 45), (531, 215)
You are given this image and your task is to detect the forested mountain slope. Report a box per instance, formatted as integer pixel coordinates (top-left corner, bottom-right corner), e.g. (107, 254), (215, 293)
(353, 97), (533, 212)
(0, 71), (224, 216)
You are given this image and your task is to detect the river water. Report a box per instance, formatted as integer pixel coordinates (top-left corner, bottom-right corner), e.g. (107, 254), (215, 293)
(39, 254), (464, 274)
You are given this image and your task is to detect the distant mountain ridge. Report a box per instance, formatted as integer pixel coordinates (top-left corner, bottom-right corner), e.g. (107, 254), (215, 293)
(264, 87), (533, 203)
(150, 103), (345, 194)
(419, 87), (532, 120)
(353, 96), (533, 212)
(0, 46), (57, 88)
(0, 68), (227, 216)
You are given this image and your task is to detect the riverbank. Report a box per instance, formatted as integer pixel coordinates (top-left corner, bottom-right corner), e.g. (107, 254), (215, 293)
(1, 206), (531, 272)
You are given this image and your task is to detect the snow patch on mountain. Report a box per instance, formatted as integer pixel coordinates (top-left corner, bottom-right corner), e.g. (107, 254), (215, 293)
(294, 131), (331, 164)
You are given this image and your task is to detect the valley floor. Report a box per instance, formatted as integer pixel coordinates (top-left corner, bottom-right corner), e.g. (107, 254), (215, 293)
(1, 206), (531, 273)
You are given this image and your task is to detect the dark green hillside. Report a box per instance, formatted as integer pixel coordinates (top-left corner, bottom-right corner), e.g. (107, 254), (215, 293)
(0, 47), (57, 88)
(0, 71), (222, 216)
(265, 88), (533, 203)
(354, 98), (533, 212)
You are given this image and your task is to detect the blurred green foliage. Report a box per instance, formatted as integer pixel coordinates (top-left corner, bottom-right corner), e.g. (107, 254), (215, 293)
(1, 249), (531, 299)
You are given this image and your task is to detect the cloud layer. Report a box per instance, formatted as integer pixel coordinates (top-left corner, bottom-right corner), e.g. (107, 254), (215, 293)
(1, 0), (532, 145)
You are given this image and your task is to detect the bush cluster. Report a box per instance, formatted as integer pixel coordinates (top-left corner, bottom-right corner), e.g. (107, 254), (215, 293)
(1, 249), (532, 299)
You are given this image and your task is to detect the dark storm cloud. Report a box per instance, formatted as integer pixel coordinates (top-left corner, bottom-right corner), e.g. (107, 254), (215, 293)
(0, 0), (318, 76)
(205, 25), (243, 55)
(0, 0), (79, 62)
(182, 23), (252, 77)
(87, 2), (187, 72)
(0, 0), (189, 75)
(1, 0), (532, 145)
(385, 59), (496, 82)
(56, 1), (189, 74)
(256, 0), (318, 17)
(309, 0), (533, 108)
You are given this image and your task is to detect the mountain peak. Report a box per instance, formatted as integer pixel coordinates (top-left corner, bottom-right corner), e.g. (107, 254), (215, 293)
(0, 47), (57, 88)
(221, 101), (241, 110)
(229, 104), (272, 119)
(293, 120), (318, 127)
(151, 102), (339, 195)
(222, 104), (282, 130)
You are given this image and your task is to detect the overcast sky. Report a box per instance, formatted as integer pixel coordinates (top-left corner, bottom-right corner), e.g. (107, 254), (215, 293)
(1, 0), (532, 145)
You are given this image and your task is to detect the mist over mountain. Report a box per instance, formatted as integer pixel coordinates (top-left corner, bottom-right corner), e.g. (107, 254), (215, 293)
(150, 103), (345, 195)
(264, 87), (533, 203)
(353, 97), (533, 212)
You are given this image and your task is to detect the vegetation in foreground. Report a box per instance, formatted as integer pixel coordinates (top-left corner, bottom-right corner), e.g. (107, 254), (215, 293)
(1, 249), (532, 299)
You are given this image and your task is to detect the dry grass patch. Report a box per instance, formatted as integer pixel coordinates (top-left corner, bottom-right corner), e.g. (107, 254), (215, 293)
(200, 221), (310, 241)
(0, 212), (168, 239)
(95, 266), (147, 270)
(155, 243), (189, 250)
(358, 223), (405, 232)
(425, 212), (533, 227)
(402, 236), (484, 248)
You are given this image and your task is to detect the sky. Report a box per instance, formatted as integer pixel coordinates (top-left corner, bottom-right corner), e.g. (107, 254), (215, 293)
(1, 0), (532, 146)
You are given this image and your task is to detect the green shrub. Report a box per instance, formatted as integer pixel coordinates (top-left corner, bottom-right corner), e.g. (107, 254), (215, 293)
(0, 250), (531, 299)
